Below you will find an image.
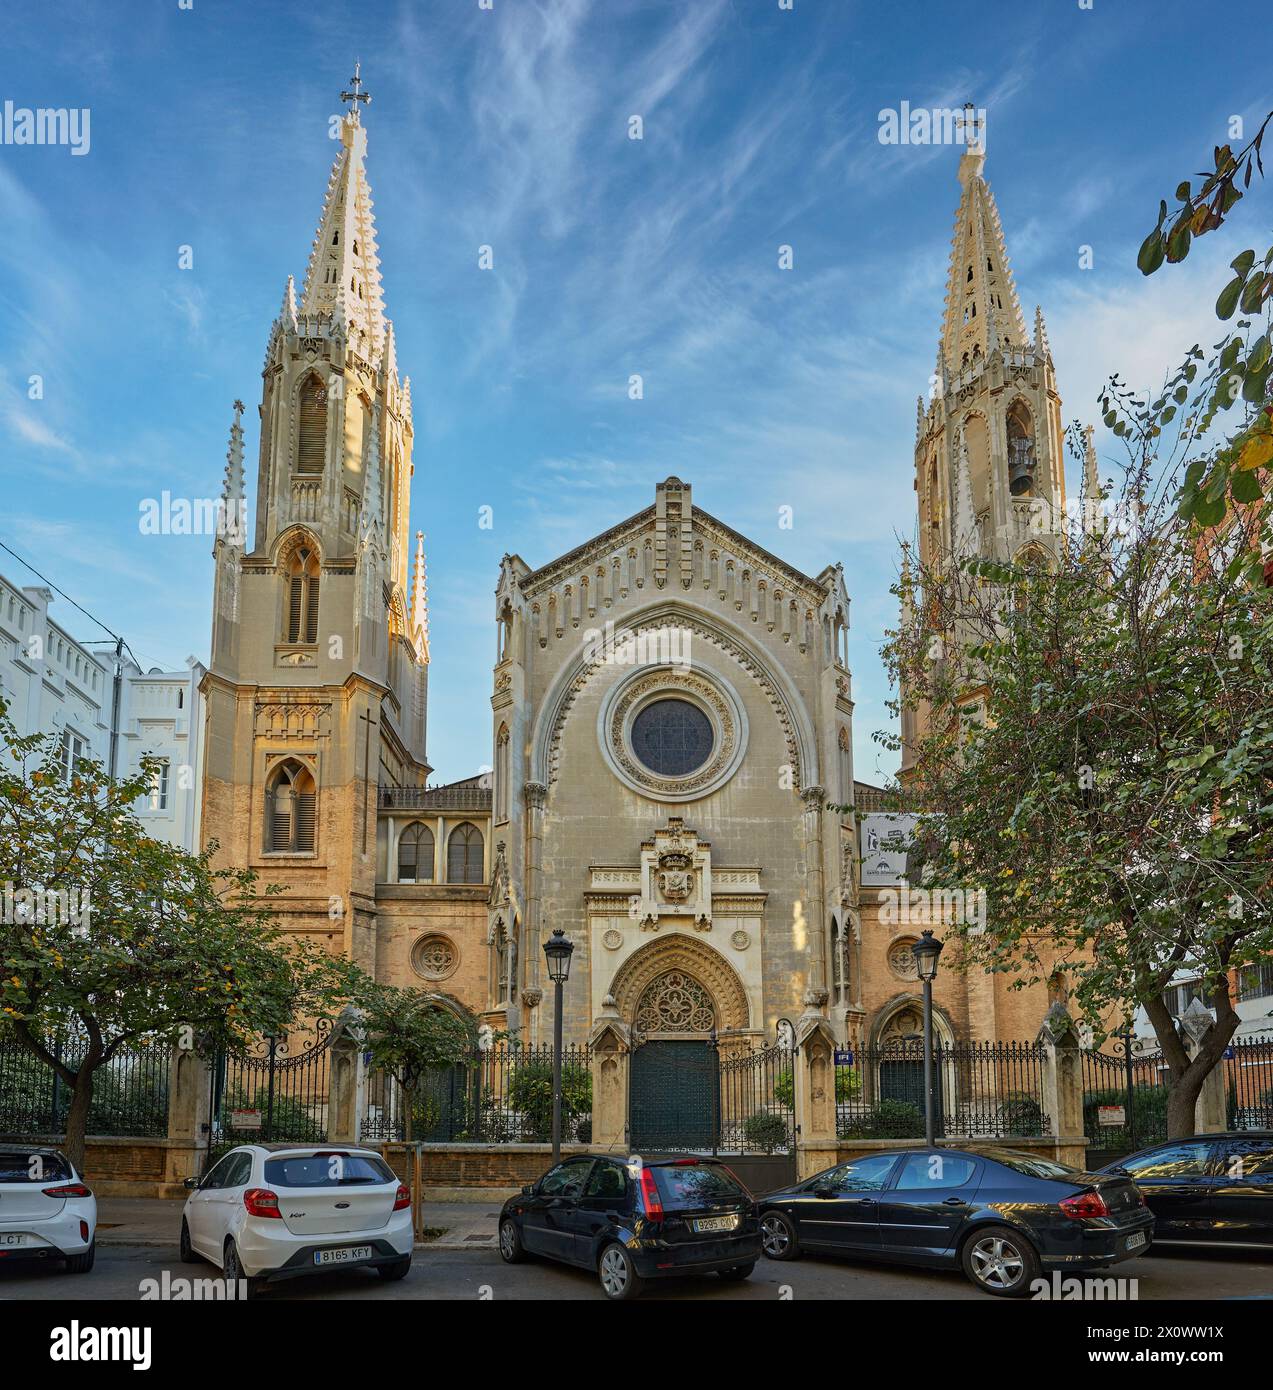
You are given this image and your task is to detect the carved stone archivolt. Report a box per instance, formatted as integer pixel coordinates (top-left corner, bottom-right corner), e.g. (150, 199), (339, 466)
(610, 935), (749, 1033)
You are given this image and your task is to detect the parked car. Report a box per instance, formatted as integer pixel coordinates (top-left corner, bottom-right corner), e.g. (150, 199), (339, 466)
(0, 1144), (96, 1274)
(758, 1146), (1154, 1297)
(1098, 1131), (1273, 1250)
(181, 1144), (413, 1295)
(499, 1154), (761, 1300)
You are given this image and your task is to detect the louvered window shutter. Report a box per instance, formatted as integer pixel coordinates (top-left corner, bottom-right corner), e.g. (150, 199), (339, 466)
(288, 578), (303, 643)
(295, 793), (316, 852)
(304, 576), (320, 643)
(297, 381), (326, 474)
(398, 831), (417, 881)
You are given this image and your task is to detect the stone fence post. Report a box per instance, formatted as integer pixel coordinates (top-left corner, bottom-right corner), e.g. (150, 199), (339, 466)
(1037, 1003), (1087, 1168)
(793, 1001), (838, 1182)
(166, 1040), (212, 1188)
(1180, 1001), (1229, 1135)
(588, 996), (631, 1153)
(327, 1010), (367, 1146)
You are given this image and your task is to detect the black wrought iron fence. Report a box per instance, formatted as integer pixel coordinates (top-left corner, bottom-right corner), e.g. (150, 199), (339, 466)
(834, 1041), (1049, 1140)
(1081, 1045), (1169, 1155)
(1227, 1034), (1273, 1130)
(361, 1043), (593, 1144)
(0, 1030), (170, 1138)
(205, 1024), (333, 1169)
(717, 1042), (795, 1154)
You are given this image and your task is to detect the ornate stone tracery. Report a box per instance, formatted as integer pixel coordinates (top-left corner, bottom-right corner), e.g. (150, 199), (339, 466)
(634, 969), (715, 1034)
(411, 934), (458, 982)
(609, 934), (749, 1033)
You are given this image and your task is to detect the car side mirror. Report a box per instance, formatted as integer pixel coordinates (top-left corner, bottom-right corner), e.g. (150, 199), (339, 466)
(183, 1176), (200, 1190)
(1108, 1166), (1130, 1178)
(521, 1184), (534, 1196)
(813, 1183), (836, 1199)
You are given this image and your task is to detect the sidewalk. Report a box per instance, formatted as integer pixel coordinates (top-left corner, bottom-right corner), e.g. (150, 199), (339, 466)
(94, 1196), (500, 1251)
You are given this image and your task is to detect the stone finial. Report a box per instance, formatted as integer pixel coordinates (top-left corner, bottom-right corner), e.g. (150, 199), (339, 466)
(1082, 424), (1101, 502)
(1037, 1001), (1079, 1047)
(410, 530), (430, 663)
(1179, 997), (1215, 1045)
(1033, 304), (1051, 357)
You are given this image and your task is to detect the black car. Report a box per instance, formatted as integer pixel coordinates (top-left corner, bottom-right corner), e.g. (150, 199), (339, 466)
(498, 1154), (761, 1299)
(1098, 1131), (1273, 1249)
(758, 1146), (1154, 1296)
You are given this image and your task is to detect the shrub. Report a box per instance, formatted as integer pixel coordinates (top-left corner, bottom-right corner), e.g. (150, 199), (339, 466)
(838, 1099), (925, 1139)
(507, 1060), (592, 1142)
(743, 1110), (791, 1153)
(773, 1065), (860, 1109)
(998, 1093), (1045, 1138)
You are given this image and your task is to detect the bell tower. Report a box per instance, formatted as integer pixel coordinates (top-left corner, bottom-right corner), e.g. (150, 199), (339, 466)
(201, 72), (430, 971)
(901, 139), (1070, 783)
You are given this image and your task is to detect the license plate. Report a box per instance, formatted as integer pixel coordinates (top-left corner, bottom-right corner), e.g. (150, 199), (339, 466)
(0, 1233), (26, 1247)
(314, 1245), (373, 1266)
(1125, 1231), (1147, 1250)
(692, 1214), (739, 1234)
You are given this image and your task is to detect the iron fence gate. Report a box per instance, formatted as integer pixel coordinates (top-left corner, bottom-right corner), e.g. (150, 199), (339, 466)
(205, 1022), (333, 1170)
(1227, 1034), (1273, 1130)
(1081, 1044), (1169, 1161)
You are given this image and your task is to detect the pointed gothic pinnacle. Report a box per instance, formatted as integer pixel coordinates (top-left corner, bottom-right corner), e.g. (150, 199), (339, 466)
(360, 405), (383, 542)
(915, 394), (926, 441)
(1082, 424), (1100, 501)
(411, 530), (430, 662)
(280, 274), (298, 329)
(1034, 304), (1050, 357)
(222, 399), (245, 504)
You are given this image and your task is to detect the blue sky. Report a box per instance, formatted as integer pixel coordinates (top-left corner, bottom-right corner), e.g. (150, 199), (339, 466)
(2, 0), (1268, 785)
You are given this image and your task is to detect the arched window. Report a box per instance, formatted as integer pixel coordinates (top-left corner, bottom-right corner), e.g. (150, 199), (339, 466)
(397, 822), (435, 883)
(1006, 400), (1036, 497)
(297, 373), (327, 475)
(284, 544), (320, 644)
(447, 822), (484, 884)
(494, 726), (510, 822)
(838, 726), (851, 804)
(265, 760), (316, 853)
(830, 917), (843, 999)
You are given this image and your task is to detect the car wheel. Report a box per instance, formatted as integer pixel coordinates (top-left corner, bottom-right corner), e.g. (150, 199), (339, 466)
(64, 1240), (95, 1275)
(717, 1262), (755, 1281)
(223, 1239), (259, 1299)
(598, 1242), (644, 1301)
(499, 1218), (526, 1264)
(960, 1225), (1040, 1298)
(760, 1211), (799, 1261)
(179, 1218), (198, 1264)
(377, 1256), (412, 1281)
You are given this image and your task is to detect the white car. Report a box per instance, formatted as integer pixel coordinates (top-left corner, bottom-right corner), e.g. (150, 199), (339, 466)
(0, 1144), (97, 1273)
(181, 1143), (413, 1294)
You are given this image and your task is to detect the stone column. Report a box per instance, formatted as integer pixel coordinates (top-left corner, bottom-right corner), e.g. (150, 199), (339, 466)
(588, 998), (631, 1152)
(523, 781), (548, 1045)
(1037, 1002), (1086, 1168)
(165, 1041), (212, 1190)
(801, 785), (829, 998)
(1180, 1001), (1229, 1135)
(793, 1014), (839, 1181)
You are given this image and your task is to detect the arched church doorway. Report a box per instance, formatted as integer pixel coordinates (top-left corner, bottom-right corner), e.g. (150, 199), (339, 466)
(873, 1001), (953, 1133)
(628, 969), (720, 1150)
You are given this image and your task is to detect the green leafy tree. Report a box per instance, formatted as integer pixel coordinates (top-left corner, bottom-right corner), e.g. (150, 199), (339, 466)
(0, 703), (359, 1169)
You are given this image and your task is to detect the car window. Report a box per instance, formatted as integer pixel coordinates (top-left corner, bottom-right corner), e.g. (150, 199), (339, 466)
(0, 1151), (73, 1183)
(539, 1160), (591, 1197)
(650, 1163), (747, 1210)
(1217, 1138), (1273, 1182)
(200, 1154), (239, 1190)
(264, 1154), (394, 1188)
(1120, 1143), (1210, 1180)
(894, 1153), (977, 1190)
(224, 1153), (254, 1188)
(822, 1155), (898, 1193)
(583, 1162), (627, 1200)
(981, 1149), (1080, 1181)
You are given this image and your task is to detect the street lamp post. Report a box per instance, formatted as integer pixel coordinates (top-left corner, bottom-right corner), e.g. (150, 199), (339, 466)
(911, 930), (944, 1146)
(542, 928), (575, 1165)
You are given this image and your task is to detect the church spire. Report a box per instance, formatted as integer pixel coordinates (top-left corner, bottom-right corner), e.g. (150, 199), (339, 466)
(219, 399), (246, 547)
(410, 530), (430, 664)
(941, 144), (1028, 372)
(300, 67), (386, 362)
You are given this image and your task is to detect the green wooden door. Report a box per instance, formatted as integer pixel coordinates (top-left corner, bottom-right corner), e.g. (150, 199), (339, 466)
(629, 1041), (719, 1151)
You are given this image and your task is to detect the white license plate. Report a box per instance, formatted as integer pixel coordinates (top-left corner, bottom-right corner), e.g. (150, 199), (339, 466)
(0, 1233), (27, 1247)
(692, 1214), (739, 1234)
(1125, 1231), (1147, 1250)
(314, 1245), (374, 1266)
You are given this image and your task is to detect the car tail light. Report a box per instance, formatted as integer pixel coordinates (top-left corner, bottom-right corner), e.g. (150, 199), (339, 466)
(79, 1219), (89, 1242)
(42, 1183), (92, 1199)
(638, 1167), (663, 1220)
(1060, 1189), (1110, 1220)
(393, 1184), (411, 1211)
(243, 1187), (282, 1219)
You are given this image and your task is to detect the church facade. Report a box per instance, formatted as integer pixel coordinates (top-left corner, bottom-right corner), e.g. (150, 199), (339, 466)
(200, 99), (1068, 1063)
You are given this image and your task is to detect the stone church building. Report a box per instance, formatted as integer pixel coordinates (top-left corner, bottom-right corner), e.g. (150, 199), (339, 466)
(200, 99), (1065, 1065)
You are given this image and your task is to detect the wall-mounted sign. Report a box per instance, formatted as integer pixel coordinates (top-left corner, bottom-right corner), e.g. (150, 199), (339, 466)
(860, 813), (919, 887)
(1096, 1105), (1126, 1127)
(229, 1109), (263, 1130)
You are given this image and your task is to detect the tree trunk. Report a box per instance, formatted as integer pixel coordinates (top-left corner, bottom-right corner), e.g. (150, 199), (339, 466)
(62, 1065), (96, 1172)
(1143, 987), (1239, 1140)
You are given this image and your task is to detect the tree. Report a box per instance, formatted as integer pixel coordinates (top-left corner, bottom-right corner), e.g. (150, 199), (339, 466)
(0, 703), (359, 1168)
(882, 452), (1272, 1138)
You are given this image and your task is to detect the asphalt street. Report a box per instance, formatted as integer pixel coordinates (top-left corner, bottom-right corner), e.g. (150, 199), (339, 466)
(1, 1241), (1269, 1302)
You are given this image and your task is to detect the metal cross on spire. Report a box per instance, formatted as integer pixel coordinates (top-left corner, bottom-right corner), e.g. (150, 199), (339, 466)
(341, 61), (371, 121)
